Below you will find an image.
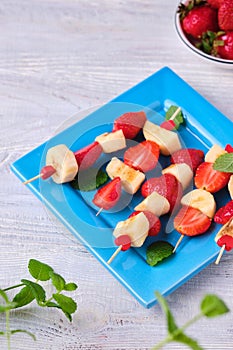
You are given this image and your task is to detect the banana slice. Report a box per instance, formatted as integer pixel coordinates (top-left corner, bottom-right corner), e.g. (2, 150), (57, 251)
(162, 163), (193, 190)
(205, 144), (226, 163)
(143, 121), (181, 155)
(181, 189), (216, 218)
(134, 191), (170, 216)
(228, 175), (233, 199)
(113, 212), (149, 247)
(46, 144), (78, 184)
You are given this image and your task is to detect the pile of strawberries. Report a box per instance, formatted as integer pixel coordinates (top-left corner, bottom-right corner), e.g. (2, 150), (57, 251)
(178, 0), (233, 60)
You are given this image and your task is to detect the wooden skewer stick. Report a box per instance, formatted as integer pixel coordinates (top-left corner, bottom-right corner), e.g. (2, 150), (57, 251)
(107, 245), (122, 265)
(23, 174), (42, 185)
(173, 235), (184, 253)
(215, 244), (226, 265)
(170, 106), (181, 121)
(96, 208), (103, 216)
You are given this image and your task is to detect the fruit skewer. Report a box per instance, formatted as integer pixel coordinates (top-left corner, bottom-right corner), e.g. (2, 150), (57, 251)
(214, 216), (233, 265)
(172, 144), (232, 252)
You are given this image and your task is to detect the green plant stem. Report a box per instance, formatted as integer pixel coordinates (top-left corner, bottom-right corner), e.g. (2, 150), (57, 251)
(151, 312), (203, 350)
(5, 310), (11, 350)
(3, 284), (24, 292)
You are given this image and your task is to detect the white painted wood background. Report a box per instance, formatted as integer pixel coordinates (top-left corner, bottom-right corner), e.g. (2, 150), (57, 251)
(0, 0), (233, 349)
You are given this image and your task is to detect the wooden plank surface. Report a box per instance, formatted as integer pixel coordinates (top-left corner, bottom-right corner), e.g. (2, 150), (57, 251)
(0, 0), (233, 349)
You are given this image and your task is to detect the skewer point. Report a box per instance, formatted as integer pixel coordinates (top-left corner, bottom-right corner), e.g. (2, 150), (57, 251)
(107, 245), (122, 265)
(173, 235), (184, 253)
(96, 207), (103, 216)
(215, 244), (226, 265)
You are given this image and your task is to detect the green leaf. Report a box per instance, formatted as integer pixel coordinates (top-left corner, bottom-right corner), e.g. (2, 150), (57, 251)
(213, 153), (233, 173)
(21, 279), (46, 304)
(146, 241), (174, 266)
(70, 168), (108, 191)
(11, 329), (36, 341)
(64, 283), (78, 291)
(45, 301), (61, 309)
(53, 293), (77, 315)
(13, 286), (35, 308)
(155, 291), (178, 334)
(201, 294), (229, 318)
(174, 332), (204, 350)
(0, 289), (9, 303)
(49, 271), (65, 292)
(63, 311), (72, 322)
(165, 106), (184, 130)
(0, 331), (5, 335)
(0, 302), (17, 312)
(28, 259), (54, 281)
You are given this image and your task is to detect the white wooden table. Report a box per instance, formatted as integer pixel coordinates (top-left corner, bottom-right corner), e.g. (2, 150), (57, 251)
(0, 1), (233, 349)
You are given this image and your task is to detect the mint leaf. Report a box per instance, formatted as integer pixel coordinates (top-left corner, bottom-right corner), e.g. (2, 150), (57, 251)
(21, 279), (46, 304)
(146, 241), (174, 266)
(0, 289), (9, 303)
(174, 332), (204, 350)
(155, 291), (178, 333)
(28, 259), (53, 281)
(71, 168), (108, 191)
(53, 293), (77, 315)
(0, 302), (17, 312)
(45, 301), (61, 309)
(201, 294), (229, 318)
(13, 286), (35, 308)
(165, 106), (184, 130)
(64, 283), (78, 291)
(49, 272), (65, 292)
(213, 153), (233, 173)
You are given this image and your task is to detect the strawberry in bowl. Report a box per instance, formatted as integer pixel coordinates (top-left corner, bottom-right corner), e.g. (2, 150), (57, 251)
(175, 0), (233, 65)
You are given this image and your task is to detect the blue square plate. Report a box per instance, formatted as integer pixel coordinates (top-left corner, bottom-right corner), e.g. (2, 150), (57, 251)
(11, 67), (233, 308)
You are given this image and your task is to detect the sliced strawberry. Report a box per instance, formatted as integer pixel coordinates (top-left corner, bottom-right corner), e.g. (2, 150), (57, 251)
(214, 200), (233, 225)
(114, 235), (131, 251)
(217, 235), (233, 251)
(124, 140), (160, 173)
(171, 148), (204, 171)
(194, 162), (231, 193)
(92, 177), (121, 210)
(129, 210), (161, 236)
(74, 141), (102, 170)
(113, 111), (147, 139)
(141, 174), (183, 212)
(174, 206), (212, 237)
(160, 120), (176, 130)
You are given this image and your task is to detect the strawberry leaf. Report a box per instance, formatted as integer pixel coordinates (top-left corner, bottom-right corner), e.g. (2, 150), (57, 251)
(213, 153), (233, 172)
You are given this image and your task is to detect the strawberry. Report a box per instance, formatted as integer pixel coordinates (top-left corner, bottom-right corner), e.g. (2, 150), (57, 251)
(174, 206), (212, 236)
(141, 173), (183, 212)
(214, 200), (233, 224)
(124, 140), (160, 173)
(206, 0), (222, 8)
(113, 111), (147, 139)
(160, 120), (176, 130)
(179, 1), (218, 39)
(217, 235), (233, 251)
(225, 144), (233, 153)
(171, 148), (204, 171)
(92, 177), (121, 210)
(74, 141), (102, 170)
(115, 235), (131, 251)
(129, 210), (161, 236)
(194, 162), (231, 193)
(214, 31), (233, 60)
(218, 0), (233, 31)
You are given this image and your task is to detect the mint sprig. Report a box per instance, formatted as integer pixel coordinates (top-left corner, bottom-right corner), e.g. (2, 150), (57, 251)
(165, 105), (184, 130)
(146, 241), (174, 266)
(213, 153), (233, 173)
(0, 259), (78, 349)
(152, 292), (229, 349)
(70, 168), (108, 191)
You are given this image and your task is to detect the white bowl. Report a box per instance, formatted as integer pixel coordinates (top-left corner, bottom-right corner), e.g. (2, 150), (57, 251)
(175, 12), (233, 67)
